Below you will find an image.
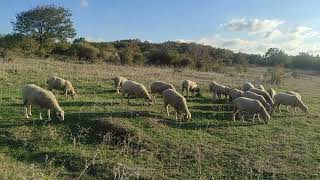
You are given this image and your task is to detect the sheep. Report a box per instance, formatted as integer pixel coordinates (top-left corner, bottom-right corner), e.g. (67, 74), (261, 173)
(182, 80), (200, 97)
(22, 84), (64, 121)
(267, 87), (276, 100)
(150, 81), (175, 103)
(112, 76), (127, 93)
(121, 80), (153, 105)
(229, 88), (243, 101)
(162, 89), (191, 121)
(233, 97), (270, 123)
(286, 91), (301, 100)
(47, 76), (77, 99)
(208, 81), (217, 94)
(248, 88), (274, 106)
(273, 92), (308, 115)
(210, 82), (231, 101)
(243, 82), (254, 91)
(242, 91), (273, 112)
(259, 85), (266, 91)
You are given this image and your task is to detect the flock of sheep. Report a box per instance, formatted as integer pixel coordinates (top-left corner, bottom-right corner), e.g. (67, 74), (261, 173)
(21, 74), (309, 123)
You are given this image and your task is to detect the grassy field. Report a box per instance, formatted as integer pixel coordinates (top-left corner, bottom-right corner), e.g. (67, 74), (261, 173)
(0, 57), (319, 179)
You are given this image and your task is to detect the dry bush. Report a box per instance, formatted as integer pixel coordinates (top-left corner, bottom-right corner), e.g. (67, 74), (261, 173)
(95, 117), (153, 152)
(269, 65), (286, 85)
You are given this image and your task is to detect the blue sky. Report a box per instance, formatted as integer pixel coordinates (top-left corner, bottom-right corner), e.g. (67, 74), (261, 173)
(1, 0), (320, 55)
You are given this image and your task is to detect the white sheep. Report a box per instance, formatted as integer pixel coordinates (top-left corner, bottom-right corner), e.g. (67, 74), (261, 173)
(182, 80), (200, 97)
(112, 76), (127, 93)
(121, 80), (153, 105)
(229, 88), (244, 101)
(47, 76), (77, 99)
(210, 82), (230, 101)
(285, 91), (302, 111)
(248, 88), (274, 106)
(22, 84), (64, 121)
(243, 82), (254, 91)
(242, 91), (273, 112)
(259, 85), (266, 91)
(267, 87), (276, 100)
(150, 81), (175, 103)
(273, 92), (308, 115)
(162, 89), (191, 121)
(233, 97), (270, 123)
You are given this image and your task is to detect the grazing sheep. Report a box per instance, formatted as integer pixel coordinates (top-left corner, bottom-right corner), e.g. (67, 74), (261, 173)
(150, 81), (175, 103)
(22, 84), (64, 121)
(121, 80), (153, 105)
(243, 82), (254, 91)
(273, 92), (308, 114)
(210, 82), (231, 101)
(47, 76), (77, 99)
(112, 76), (128, 93)
(233, 97), (270, 123)
(163, 89), (191, 121)
(259, 85), (266, 91)
(267, 87), (276, 100)
(285, 91), (302, 111)
(242, 91), (273, 112)
(182, 80), (200, 97)
(229, 88), (243, 101)
(248, 88), (274, 106)
(208, 81), (217, 94)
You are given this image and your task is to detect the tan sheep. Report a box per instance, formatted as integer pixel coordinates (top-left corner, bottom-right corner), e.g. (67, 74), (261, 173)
(150, 81), (175, 103)
(112, 76), (127, 93)
(259, 85), (266, 91)
(163, 89), (191, 121)
(182, 80), (200, 97)
(248, 88), (274, 106)
(242, 91), (273, 112)
(22, 84), (64, 121)
(47, 76), (77, 99)
(273, 92), (308, 115)
(285, 91), (302, 111)
(267, 87), (276, 99)
(229, 88), (244, 101)
(210, 82), (230, 101)
(122, 80), (153, 105)
(243, 82), (254, 91)
(233, 97), (270, 123)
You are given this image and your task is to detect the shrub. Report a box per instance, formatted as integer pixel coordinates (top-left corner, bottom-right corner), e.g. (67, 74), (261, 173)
(68, 43), (100, 63)
(270, 65), (285, 85)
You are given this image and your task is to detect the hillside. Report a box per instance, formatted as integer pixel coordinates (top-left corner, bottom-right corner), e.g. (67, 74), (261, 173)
(0, 57), (319, 179)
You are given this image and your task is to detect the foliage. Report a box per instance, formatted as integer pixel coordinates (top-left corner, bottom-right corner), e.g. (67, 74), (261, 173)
(68, 42), (100, 63)
(12, 5), (76, 51)
(269, 65), (286, 85)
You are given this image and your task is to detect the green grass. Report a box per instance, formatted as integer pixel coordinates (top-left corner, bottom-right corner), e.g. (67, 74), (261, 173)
(0, 57), (319, 179)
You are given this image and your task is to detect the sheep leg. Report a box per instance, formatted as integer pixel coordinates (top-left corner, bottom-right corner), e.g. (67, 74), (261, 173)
(47, 109), (51, 121)
(186, 89), (189, 98)
(233, 108), (239, 122)
(65, 89), (68, 99)
(39, 112), (42, 120)
(28, 105), (32, 116)
(164, 103), (170, 116)
(252, 114), (256, 123)
(175, 111), (178, 120)
(25, 107), (29, 119)
(257, 114), (262, 122)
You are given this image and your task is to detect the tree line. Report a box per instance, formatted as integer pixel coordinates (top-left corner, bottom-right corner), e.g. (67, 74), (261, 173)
(1, 5), (320, 72)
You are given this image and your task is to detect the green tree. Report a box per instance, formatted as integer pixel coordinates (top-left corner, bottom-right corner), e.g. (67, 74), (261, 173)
(264, 48), (289, 66)
(12, 5), (76, 50)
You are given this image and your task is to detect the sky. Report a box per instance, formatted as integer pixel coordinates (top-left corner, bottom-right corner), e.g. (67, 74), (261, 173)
(1, 0), (320, 55)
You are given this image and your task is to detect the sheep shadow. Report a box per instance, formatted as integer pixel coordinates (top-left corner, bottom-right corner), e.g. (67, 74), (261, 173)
(159, 118), (258, 130)
(60, 101), (120, 107)
(0, 130), (113, 179)
(191, 104), (233, 112)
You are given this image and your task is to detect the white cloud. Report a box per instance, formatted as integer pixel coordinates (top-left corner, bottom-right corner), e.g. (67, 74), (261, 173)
(177, 19), (320, 55)
(221, 18), (285, 34)
(80, 0), (88, 7)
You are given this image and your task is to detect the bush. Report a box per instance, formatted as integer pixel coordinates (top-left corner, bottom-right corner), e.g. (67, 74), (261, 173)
(68, 43), (100, 63)
(269, 65), (285, 85)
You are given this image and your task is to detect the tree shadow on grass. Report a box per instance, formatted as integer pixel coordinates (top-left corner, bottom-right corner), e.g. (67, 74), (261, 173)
(60, 101), (120, 107)
(191, 104), (233, 112)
